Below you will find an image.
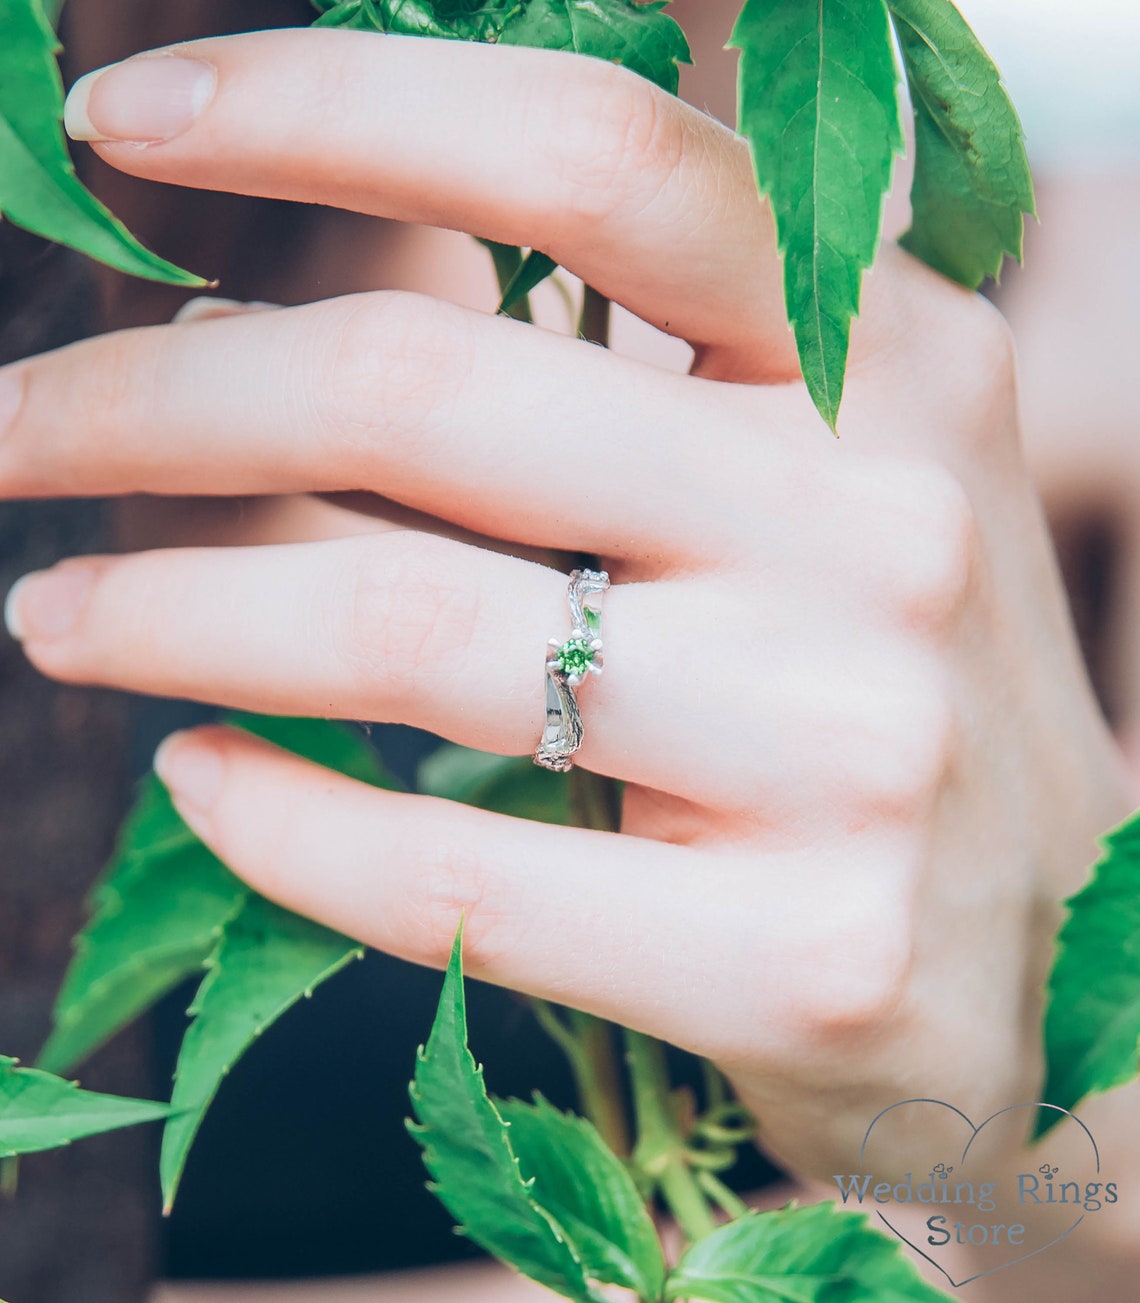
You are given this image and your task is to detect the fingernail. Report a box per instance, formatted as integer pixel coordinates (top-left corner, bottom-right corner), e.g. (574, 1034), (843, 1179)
(154, 730), (224, 817)
(65, 54), (217, 144)
(173, 297), (281, 324)
(0, 369), (25, 438)
(4, 564), (95, 643)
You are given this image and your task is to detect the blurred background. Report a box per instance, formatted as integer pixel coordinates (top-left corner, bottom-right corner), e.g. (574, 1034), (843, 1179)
(0, 0), (1137, 1298)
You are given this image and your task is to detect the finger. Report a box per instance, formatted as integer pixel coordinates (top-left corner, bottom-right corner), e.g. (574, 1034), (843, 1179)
(5, 524), (931, 818)
(0, 294), (780, 562)
(4, 533), (562, 746)
(6, 532), (713, 796)
(149, 724), (818, 1058)
(64, 29), (820, 379)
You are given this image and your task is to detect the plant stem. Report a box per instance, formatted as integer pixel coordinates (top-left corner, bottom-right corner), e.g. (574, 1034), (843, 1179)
(552, 740), (630, 1154)
(568, 765), (622, 837)
(578, 283), (611, 347)
(511, 278), (729, 1239)
(625, 1029), (717, 1244)
(696, 1169), (750, 1221)
(568, 1010), (631, 1158)
(529, 1000), (630, 1157)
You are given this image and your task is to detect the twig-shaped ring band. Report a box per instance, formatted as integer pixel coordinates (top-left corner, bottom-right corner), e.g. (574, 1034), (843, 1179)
(533, 568), (609, 772)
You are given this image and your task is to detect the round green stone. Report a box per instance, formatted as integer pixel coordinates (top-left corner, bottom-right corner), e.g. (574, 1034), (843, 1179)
(557, 637), (595, 676)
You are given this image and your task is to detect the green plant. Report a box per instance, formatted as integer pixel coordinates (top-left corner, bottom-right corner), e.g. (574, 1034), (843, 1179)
(1036, 813), (1140, 1138)
(6, 0), (1118, 1298)
(3, 0), (1031, 429)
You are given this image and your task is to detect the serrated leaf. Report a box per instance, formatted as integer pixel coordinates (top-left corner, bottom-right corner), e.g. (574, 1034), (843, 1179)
(313, 0), (524, 40)
(38, 824), (247, 1078)
(1037, 811), (1140, 1138)
(0, 0), (204, 284)
(314, 0), (689, 94)
(41, 715), (399, 1077)
(0, 1055), (171, 1157)
(665, 1203), (949, 1303)
(497, 0), (691, 96)
(409, 925), (592, 1300)
(160, 894), (363, 1211)
(418, 744), (570, 824)
(497, 1093), (665, 1299)
(889, 0), (1034, 288)
(729, 0), (903, 431)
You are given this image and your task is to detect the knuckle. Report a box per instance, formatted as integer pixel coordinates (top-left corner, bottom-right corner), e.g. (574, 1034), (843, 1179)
(547, 62), (684, 231)
(913, 291), (1019, 435)
(793, 886), (914, 1044)
(403, 834), (510, 973)
(321, 293), (473, 467)
(338, 535), (483, 706)
(950, 302), (1020, 441)
(958, 297), (1018, 400)
(849, 673), (958, 822)
(871, 460), (981, 633)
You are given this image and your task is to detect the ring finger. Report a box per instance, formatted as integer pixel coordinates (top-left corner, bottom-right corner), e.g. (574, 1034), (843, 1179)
(4, 530), (746, 801)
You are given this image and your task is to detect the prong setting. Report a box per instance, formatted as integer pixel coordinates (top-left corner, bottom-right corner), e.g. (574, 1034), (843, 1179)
(534, 568), (611, 771)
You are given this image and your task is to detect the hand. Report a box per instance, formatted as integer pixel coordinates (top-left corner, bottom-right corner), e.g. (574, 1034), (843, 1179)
(2, 30), (1131, 1192)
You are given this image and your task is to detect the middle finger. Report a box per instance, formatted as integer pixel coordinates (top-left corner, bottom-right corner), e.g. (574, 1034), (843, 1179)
(0, 294), (806, 566)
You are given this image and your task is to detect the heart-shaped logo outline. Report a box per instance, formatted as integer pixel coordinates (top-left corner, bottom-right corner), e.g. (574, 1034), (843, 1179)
(858, 1098), (1100, 1288)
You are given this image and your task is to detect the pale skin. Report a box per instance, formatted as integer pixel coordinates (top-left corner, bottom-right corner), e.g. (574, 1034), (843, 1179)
(2, 24), (1139, 1301)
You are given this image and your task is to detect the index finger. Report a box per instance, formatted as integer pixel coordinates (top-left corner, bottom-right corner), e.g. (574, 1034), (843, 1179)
(67, 28), (809, 380)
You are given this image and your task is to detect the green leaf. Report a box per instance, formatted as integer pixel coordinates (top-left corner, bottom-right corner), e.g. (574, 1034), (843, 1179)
(408, 925), (592, 1300)
(496, 0), (691, 96)
(1037, 811), (1140, 1138)
(0, 0), (205, 284)
(0, 1055), (171, 1158)
(665, 1203), (949, 1303)
(497, 1093), (666, 1299)
(729, 0), (903, 431)
(314, 0), (525, 41)
(38, 824), (247, 1078)
(314, 0), (690, 94)
(418, 744), (570, 824)
(227, 713), (402, 791)
(889, 0), (1034, 289)
(41, 715), (398, 1077)
(499, 250), (558, 315)
(38, 780), (246, 1077)
(161, 894), (363, 1211)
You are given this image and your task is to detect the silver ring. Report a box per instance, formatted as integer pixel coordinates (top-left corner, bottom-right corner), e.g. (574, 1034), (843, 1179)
(533, 568), (610, 772)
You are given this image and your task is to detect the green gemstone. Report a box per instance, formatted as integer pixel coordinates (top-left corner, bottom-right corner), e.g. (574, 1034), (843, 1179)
(557, 637), (595, 676)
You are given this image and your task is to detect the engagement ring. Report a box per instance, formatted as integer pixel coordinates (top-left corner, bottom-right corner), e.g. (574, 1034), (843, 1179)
(533, 567), (609, 772)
